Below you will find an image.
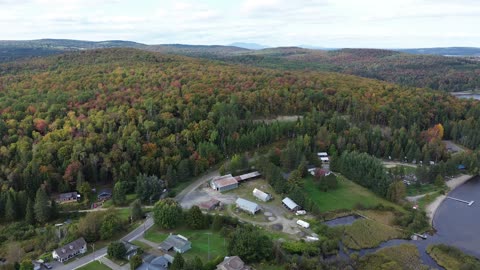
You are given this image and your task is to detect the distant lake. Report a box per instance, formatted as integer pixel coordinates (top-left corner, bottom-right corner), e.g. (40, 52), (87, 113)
(453, 94), (480, 100)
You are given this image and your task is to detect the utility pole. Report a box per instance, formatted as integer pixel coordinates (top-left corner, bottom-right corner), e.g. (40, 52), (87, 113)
(91, 243), (95, 262)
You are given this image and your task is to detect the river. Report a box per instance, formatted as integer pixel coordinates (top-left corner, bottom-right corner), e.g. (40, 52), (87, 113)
(327, 176), (480, 268)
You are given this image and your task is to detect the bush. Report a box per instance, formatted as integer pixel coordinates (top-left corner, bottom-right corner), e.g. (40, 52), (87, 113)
(130, 254), (143, 270)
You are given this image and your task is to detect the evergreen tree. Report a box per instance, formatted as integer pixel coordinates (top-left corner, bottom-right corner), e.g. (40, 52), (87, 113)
(170, 252), (185, 270)
(34, 188), (50, 224)
(25, 198), (35, 225)
(113, 181), (127, 206)
(187, 206), (205, 229)
(131, 199), (143, 221)
(153, 199), (183, 229)
(5, 192), (17, 222)
(177, 159), (191, 182)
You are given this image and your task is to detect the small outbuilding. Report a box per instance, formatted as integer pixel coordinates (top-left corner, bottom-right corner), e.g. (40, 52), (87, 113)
(282, 197), (300, 211)
(198, 198), (221, 211)
(235, 198), (261, 215)
(216, 256), (251, 270)
(56, 192), (80, 204)
(297, 219), (310, 228)
(159, 234), (192, 254)
(252, 188), (272, 202)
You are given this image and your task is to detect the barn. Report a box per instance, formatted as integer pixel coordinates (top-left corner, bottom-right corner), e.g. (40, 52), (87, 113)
(235, 198), (261, 215)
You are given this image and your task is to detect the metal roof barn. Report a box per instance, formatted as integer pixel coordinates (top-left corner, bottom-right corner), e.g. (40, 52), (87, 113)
(235, 198), (261, 214)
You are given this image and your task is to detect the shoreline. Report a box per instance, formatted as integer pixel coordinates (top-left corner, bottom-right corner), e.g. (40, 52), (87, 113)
(426, 174), (474, 225)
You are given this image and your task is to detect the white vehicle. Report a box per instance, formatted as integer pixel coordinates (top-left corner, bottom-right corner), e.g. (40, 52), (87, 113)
(295, 210), (306, 216)
(296, 219), (310, 228)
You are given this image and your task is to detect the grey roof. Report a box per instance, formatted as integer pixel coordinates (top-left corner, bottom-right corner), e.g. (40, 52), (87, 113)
(53, 238), (86, 260)
(282, 197), (299, 210)
(235, 198), (260, 213)
(137, 255), (169, 270)
(57, 192), (78, 200)
(159, 235), (191, 251)
(252, 188), (271, 201)
(235, 171), (261, 182)
(163, 254), (174, 263)
(121, 240), (139, 255)
(217, 256), (251, 270)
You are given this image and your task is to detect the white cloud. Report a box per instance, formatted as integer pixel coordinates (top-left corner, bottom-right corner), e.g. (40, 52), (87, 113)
(0, 0), (478, 48)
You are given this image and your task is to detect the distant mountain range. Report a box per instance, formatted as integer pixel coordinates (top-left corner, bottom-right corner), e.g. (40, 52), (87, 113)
(396, 47), (480, 57)
(228, 42), (269, 50)
(0, 39), (479, 92)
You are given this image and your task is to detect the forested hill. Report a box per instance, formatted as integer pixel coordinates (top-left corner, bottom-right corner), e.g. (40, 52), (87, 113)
(1, 39), (479, 92)
(1, 48), (479, 197)
(197, 47), (480, 92)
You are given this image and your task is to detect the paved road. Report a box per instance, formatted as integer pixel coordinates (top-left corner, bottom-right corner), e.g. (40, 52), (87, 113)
(62, 216), (155, 270)
(62, 169), (217, 270)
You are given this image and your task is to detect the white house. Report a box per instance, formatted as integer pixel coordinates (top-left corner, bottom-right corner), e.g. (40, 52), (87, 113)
(52, 238), (87, 263)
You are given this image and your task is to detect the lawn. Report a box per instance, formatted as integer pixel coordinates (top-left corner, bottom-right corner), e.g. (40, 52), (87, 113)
(342, 219), (405, 249)
(303, 175), (403, 212)
(102, 194), (137, 208)
(77, 261), (112, 270)
(417, 191), (442, 210)
(406, 183), (443, 196)
(145, 228), (227, 260)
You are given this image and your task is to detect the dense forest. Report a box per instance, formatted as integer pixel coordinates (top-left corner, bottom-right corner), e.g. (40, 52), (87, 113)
(0, 48), (480, 222)
(1, 39), (479, 92)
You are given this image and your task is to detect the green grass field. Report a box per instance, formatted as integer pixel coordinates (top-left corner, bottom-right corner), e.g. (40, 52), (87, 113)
(77, 261), (112, 270)
(417, 191), (442, 210)
(102, 194), (137, 208)
(407, 183), (443, 196)
(303, 175), (403, 212)
(145, 228), (227, 260)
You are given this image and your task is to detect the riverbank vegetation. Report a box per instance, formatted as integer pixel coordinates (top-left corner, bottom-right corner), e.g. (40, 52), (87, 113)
(342, 219), (406, 249)
(358, 244), (429, 270)
(427, 244), (480, 270)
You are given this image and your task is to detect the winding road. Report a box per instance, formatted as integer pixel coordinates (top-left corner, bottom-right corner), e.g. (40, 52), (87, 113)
(65, 168), (220, 269)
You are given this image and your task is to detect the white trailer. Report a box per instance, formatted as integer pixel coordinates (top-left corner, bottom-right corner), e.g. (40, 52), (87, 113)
(296, 219), (310, 228)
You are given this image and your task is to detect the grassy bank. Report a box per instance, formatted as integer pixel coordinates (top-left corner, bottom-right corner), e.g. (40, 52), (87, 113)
(427, 244), (480, 270)
(303, 175), (403, 212)
(359, 244), (429, 270)
(342, 219), (405, 249)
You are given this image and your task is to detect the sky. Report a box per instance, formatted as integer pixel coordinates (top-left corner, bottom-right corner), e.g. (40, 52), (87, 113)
(0, 0), (479, 48)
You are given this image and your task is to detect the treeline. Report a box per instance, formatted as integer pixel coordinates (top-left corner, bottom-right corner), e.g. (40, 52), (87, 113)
(330, 151), (390, 197)
(0, 48), (479, 203)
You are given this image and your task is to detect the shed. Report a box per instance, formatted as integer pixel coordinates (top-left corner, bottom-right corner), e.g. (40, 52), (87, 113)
(252, 188), (272, 202)
(216, 256), (251, 270)
(317, 152), (328, 157)
(56, 192), (80, 204)
(235, 198), (261, 215)
(282, 197), (300, 211)
(198, 199), (221, 211)
(235, 171), (261, 182)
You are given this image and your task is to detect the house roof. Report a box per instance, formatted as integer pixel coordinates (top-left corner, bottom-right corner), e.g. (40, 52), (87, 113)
(217, 256), (250, 270)
(282, 197), (299, 210)
(213, 176), (238, 188)
(235, 198), (260, 213)
(252, 188), (270, 201)
(121, 240), (139, 254)
(53, 238), (86, 260)
(138, 255), (169, 270)
(317, 152), (328, 157)
(198, 198), (221, 210)
(159, 235), (191, 251)
(57, 192), (79, 200)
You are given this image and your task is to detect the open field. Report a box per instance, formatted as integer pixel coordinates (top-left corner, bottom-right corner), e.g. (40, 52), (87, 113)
(407, 183), (443, 196)
(303, 175), (403, 212)
(102, 194), (137, 208)
(77, 261), (112, 270)
(145, 228), (227, 260)
(359, 244), (429, 270)
(427, 244), (480, 270)
(342, 219), (405, 249)
(357, 210), (397, 226)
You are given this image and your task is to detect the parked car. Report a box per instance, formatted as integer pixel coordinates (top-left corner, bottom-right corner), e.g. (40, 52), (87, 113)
(295, 210), (306, 215)
(43, 263), (53, 269)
